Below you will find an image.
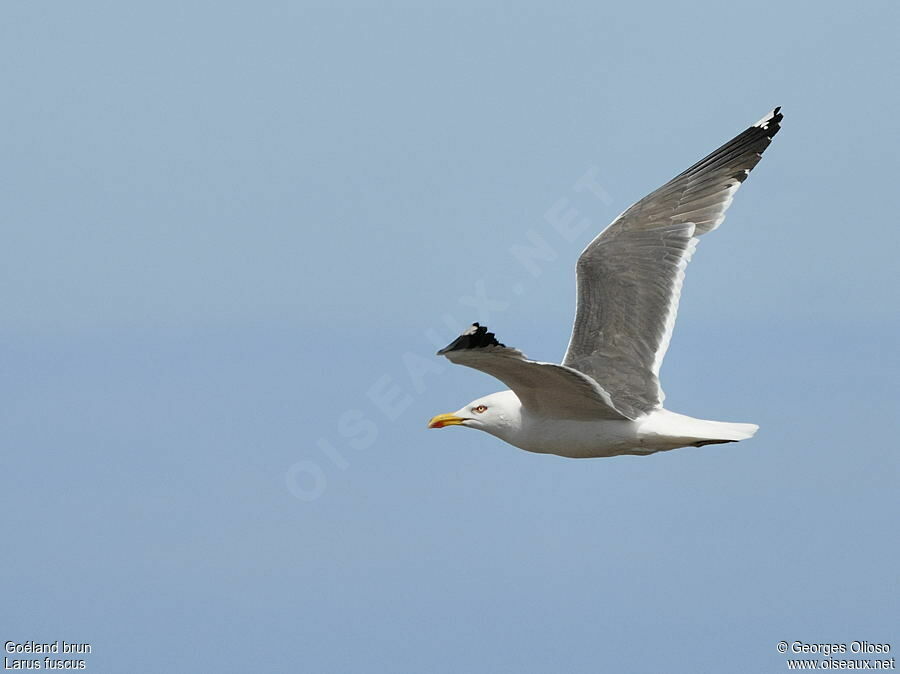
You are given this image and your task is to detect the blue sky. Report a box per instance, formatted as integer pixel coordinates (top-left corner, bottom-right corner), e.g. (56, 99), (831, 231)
(2, 2), (898, 672)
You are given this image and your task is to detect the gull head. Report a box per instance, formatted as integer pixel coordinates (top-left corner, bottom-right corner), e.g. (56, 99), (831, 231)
(428, 390), (521, 439)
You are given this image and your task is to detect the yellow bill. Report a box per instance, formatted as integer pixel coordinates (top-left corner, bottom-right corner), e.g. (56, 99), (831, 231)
(427, 413), (465, 429)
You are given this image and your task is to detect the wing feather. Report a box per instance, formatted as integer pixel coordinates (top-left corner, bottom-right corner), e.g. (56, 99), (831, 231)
(563, 108), (782, 416)
(438, 324), (629, 420)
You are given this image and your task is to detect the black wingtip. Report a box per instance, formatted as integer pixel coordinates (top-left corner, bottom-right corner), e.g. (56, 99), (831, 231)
(753, 106), (784, 138)
(436, 323), (505, 355)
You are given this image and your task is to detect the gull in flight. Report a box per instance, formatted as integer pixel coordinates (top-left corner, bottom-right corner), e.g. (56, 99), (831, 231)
(428, 108), (783, 458)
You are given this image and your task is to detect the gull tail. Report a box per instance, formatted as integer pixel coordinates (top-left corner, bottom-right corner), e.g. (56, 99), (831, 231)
(689, 420), (759, 447)
(639, 411), (759, 450)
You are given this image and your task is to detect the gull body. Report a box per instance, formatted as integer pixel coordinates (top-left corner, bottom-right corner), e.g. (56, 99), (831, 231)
(429, 108), (782, 458)
(433, 391), (758, 459)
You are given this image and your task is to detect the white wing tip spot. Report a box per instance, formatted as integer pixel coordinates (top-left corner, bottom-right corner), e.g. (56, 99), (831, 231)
(753, 106), (782, 130)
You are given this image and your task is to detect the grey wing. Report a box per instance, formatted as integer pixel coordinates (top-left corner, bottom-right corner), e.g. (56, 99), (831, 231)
(563, 108), (783, 418)
(439, 324), (629, 420)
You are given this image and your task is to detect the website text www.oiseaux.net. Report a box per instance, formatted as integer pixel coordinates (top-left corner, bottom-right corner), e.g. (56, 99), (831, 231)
(779, 641), (894, 670)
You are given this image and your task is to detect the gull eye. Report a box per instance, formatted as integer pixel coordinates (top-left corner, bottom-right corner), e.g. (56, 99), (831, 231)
(473, 405), (488, 414)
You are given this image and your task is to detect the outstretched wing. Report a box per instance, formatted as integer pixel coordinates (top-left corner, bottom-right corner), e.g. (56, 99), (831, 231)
(439, 323), (629, 420)
(563, 107), (783, 418)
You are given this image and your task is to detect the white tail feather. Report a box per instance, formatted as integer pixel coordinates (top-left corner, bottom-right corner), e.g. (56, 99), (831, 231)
(638, 410), (759, 450)
(699, 420), (759, 441)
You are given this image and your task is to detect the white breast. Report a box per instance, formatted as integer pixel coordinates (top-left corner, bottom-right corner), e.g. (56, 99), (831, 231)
(509, 413), (642, 458)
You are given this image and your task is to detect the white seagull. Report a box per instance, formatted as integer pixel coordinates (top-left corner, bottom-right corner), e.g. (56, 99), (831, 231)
(428, 108), (783, 458)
